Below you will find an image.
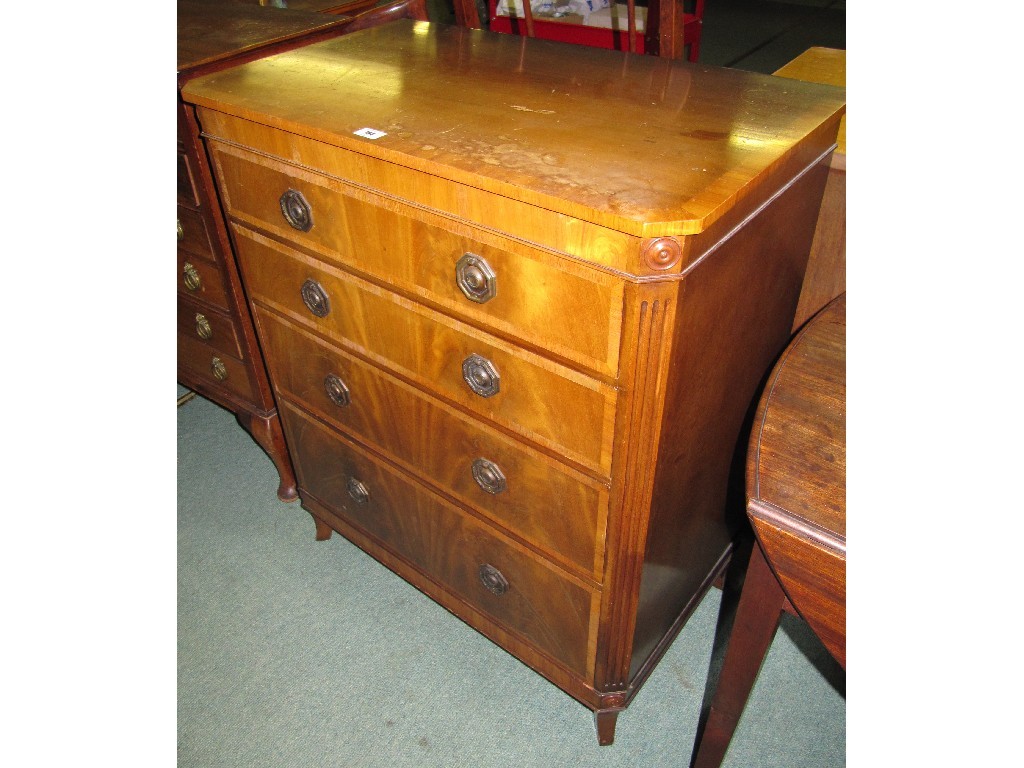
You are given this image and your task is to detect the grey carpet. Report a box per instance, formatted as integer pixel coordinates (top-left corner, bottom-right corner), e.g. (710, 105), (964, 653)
(178, 392), (845, 766)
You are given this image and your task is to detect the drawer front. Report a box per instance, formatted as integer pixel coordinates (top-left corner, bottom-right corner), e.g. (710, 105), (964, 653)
(282, 400), (595, 677)
(178, 333), (254, 402)
(178, 295), (245, 360)
(177, 151), (199, 207)
(257, 308), (607, 578)
(236, 227), (617, 476)
(212, 145), (624, 377)
(177, 205), (215, 261)
(177, 249), (230, 309)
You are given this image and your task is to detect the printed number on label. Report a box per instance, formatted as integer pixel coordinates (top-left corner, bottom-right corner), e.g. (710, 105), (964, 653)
(353, 128), (387, 140)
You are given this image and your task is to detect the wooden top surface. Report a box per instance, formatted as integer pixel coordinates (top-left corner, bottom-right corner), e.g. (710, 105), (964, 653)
(774, 47), (846, 155)
(181, 20), (846, 236)
(748, 293), (846, 549)
(177, 0), (353, 73)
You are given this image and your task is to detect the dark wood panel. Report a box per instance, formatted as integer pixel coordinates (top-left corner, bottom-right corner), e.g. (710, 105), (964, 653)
(628, 156), (831, 681)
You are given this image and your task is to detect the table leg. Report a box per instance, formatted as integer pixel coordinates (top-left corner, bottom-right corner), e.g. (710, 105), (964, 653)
(690, 542), (788, 768)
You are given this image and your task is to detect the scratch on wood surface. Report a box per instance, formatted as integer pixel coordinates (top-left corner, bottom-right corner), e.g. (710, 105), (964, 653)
(509, 105), (556, 114)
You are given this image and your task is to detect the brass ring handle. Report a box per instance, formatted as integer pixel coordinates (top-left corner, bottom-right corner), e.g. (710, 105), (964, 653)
(347, 477), (370, 505)
(210, 357), (228, 381)
(280, 188), (313, 232)
(195, 313), (213, 340)
(183, 262), (201, 291)
(300, 279), (330, 318)
(324, 374), (351, 407)
(478, 564), (509, 596)
(462, 354), (500, 398)
(472, 458), (507, 495)
(177, 219), (183, 241)
(456, 253), (497, 304)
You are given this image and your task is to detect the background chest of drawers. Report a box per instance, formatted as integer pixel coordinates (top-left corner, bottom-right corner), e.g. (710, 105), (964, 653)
(177, 0), (368, 500)
(182, 20), (845, 744)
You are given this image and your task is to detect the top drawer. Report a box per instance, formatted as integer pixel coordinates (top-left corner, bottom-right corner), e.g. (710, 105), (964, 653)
(207, 142), (624, 379)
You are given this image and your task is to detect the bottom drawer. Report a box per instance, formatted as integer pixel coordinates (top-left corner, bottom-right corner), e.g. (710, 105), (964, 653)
(281, 399), (596, 677)
(178, 332), (254, 402)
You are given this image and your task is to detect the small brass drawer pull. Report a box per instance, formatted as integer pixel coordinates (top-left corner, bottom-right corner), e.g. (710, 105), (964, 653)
(324, 374), (351, 407)
(462, 354), (500, 398)
(300, 279), (330, 317)
(347, 477), (370, 505)
(478, 564), (509, 596)
(472, 458), (507, 495)
(210, 357), (228, 381)
(195, 313), (213, 340)
(183, 262), (201, 291)
(177, 219), (183, 241)
(280, 188), (313, 232)
(456, 252), (496, 304)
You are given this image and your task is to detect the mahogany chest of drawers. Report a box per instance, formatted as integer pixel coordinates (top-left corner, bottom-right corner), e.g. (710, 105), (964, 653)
(182, 20), (845, 743)
(177, 0), (362, 500)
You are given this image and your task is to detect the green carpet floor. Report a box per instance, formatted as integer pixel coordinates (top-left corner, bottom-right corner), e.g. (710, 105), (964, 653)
(178, 390), (844, 766)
